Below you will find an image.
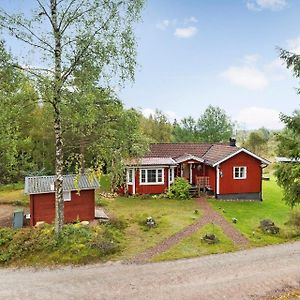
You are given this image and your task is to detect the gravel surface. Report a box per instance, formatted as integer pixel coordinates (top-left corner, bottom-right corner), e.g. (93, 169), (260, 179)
(131, 197), (249, 263)
(0, 241), (299, 300)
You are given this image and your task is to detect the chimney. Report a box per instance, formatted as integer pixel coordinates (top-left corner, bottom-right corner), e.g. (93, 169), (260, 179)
(229, 138), (236, 147)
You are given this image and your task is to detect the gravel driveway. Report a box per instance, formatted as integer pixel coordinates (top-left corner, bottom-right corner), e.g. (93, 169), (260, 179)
(0, 241), (299, 300)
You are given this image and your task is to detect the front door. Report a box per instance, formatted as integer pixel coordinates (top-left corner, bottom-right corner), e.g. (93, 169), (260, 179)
(183, 163), (190, 182)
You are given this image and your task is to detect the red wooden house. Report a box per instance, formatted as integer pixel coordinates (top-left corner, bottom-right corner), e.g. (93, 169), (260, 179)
(25, 174), (100, 225)
(124, 139), (270, 200)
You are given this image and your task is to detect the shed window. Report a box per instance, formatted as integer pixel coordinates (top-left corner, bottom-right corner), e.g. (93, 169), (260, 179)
(233, 167), (247, 179)
(127, 169), (133, 184)
(140, 169), (164, 185)
(63, 191), (71, 201)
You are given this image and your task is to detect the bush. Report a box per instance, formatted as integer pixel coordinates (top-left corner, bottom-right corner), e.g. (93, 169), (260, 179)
(287, 210), (300, 228)
(166, 177), (191, 200)
(106, 216), (127, 230)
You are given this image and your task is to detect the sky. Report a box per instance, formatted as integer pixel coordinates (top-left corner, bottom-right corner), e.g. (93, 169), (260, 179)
(2, 0), (300, 130)
(119, 0), (300, 130)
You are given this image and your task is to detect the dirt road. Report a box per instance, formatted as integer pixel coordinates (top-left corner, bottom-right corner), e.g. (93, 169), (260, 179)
(0, 241), (299, 300)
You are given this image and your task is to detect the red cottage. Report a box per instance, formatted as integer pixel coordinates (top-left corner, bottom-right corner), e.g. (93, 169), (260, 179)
(25, 174), (100, 226)
(124, 139), (270, 200)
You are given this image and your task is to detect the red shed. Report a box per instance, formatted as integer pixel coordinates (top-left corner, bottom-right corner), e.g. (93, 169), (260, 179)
(124, 140), (270, 201)
(25, 174), (100, 226)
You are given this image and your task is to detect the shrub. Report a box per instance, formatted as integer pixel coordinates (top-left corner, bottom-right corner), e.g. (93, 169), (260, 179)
(166, 177), (191, 199)
(287, 210), (300, 228)
(106, 216), (127, 230)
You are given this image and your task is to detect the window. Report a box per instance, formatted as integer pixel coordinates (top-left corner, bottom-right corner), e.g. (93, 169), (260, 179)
(63, 191), (71, 201)
(233, 166), (247, 179)
(127, 169), (133, 184)
(169, 168), (174, 183)
(140, 169), (164, 185)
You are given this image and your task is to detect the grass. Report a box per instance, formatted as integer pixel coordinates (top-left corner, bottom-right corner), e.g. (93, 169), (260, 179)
(99, 196), (202, 260)
(209, 177), (300, 246)
(152, 223), (237, 262)
(0, 222), (125, 267)
(0, 188), (28, 206)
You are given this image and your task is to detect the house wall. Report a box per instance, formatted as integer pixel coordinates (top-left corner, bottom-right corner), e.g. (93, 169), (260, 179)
(218, 152), (262, 196)
(30, 189), (95, 226)
(134, 167), (169, 195)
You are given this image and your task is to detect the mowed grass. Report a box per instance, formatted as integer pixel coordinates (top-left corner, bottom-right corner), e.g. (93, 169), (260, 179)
(152, 223), (237, 262)
(0, 186), (28, 206)
(100, 196), (202, 260)
(209, 177), (300, 246)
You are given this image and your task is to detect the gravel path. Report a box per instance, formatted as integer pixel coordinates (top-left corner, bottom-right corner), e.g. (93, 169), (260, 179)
(131, 197), (248, 263)
(0, 241), (299, 300)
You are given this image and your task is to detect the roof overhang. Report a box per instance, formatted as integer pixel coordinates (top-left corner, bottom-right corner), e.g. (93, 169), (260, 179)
(175, 154), (204, 164)
(212, 148), (271, 167)
(126, 157), (177, 167)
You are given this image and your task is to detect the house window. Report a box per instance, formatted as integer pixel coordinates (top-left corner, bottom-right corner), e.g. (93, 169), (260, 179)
(140, 169), (164, 185)
(233, 166), (247, 179)
(63, 191), (71, 201)
(127, 169), (133, 185)
(169, 168), (174, 183)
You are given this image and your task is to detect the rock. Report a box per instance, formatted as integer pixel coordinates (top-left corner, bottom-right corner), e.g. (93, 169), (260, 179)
(202, 233), (219, 244)
(260, 219), (280, 234)
(80, 221), (89, 226)
(232, 218), (238, 224)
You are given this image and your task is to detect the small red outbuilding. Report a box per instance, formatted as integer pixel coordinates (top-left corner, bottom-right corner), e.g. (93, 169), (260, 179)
(25, 174), (100, 226)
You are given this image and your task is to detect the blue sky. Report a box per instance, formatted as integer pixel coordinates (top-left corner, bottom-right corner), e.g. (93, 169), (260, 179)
(119, 0), (300, 129)
(2, 0), (300, 129)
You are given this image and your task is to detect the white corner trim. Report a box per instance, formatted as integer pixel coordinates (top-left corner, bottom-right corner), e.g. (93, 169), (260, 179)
(189, 163), (192, 184)
(212, 148), (270, 167)
(216, 165), (220, 195)
(133, 168), (136, 195)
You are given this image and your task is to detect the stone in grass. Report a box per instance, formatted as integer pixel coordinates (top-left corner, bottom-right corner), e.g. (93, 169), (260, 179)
(80, 221), (89, 226)
(202, 233), (219, 244)
(259, 219), (280, 234)
(194, 209), (199, 214)
(145, 216), (156, 228)
(232, 217), (238, 224)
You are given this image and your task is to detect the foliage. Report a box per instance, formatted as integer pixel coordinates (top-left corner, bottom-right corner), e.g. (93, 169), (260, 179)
(0, 223), (124, 266)
(197, 105), (233, 143)
(275, 110), (300, 207)
(286, 210), (300, 228)
(166, 177), (191, 199)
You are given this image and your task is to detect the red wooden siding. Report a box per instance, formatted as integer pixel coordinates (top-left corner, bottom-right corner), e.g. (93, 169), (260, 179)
(30, 189), (95, 226)
(219, 152), (262, 195)
(135, 167), (169, 195)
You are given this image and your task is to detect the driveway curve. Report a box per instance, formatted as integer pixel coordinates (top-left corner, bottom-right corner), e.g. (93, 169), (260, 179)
(0, 241), (299, 300)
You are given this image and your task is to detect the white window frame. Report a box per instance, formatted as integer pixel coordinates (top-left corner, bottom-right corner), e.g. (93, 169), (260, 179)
(169, 168), (175, 184)
(140, 168), (164, 185)
(63, 191), (71, 201)
(127, 169), (133, 185)
(233, 166), (247, 179)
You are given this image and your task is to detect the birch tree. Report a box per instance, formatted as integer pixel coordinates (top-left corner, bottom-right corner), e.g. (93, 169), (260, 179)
(0, 0), (144, 233)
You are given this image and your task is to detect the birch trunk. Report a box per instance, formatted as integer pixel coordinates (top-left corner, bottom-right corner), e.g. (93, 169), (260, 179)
(51, 0), (64, 233)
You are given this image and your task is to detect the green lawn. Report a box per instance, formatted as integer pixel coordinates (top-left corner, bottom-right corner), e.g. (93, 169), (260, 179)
(209, 177), (300, 246)
(0, 188), (28, 206)
(99, 196), (202, 260)
(152, 223), (237, 262)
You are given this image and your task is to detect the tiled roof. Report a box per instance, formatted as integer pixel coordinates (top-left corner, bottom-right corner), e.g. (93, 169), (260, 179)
(146, 143), (212, 159)
(202, 144), (240, 165)
(25, 174), (100, 195)
(127, 157), (177, 166)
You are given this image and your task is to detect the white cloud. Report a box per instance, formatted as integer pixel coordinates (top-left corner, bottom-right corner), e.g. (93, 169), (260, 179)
(247, 0), (288, 11)
(141, 108), (178, 122)
(156, 19), (177, 30)
(221, 65), (269, 90)
(287, 36), (300, 54)
(236, 107), (283, 129)
(174, 26), (198, 39)
(184, 16), (198, 24)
